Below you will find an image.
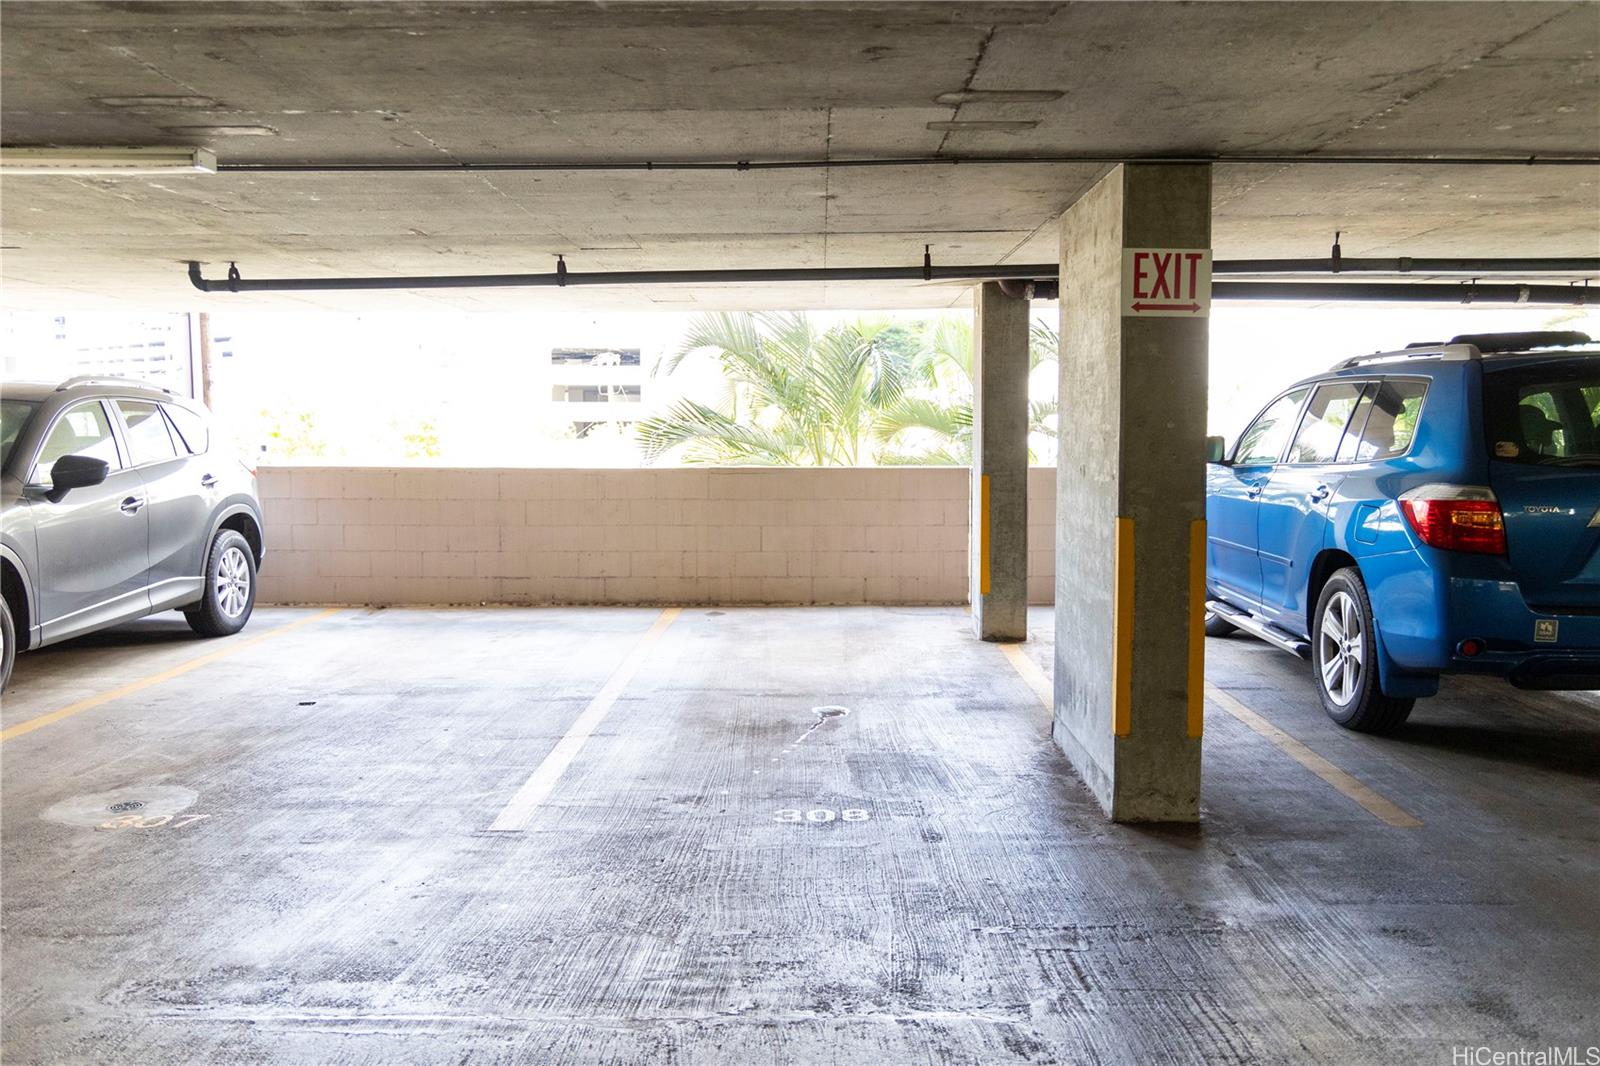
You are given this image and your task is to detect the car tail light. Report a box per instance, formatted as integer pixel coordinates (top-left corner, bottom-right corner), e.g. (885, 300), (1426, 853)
(1399, 484), (1507, 555)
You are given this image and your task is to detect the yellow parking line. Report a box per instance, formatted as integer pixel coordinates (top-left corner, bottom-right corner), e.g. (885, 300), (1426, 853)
(1000, 641), (1418, 828)
(1000, 642), (1052, 711)
(1206, 683), (1422, 829)
(0, 608), (343, 744)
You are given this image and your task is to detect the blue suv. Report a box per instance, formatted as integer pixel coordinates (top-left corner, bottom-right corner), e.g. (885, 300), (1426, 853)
(1205, 330), (1600, 732)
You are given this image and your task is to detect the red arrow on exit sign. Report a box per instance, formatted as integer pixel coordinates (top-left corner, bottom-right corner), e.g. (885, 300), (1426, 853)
(1130, 301), (1201, 314)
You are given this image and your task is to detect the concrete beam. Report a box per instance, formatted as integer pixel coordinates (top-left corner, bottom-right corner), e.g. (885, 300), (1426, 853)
(970, 281), (1030, 642)
(1053, 163), (1210, 823)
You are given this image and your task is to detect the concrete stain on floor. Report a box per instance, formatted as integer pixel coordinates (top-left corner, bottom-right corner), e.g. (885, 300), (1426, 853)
(2, 605), (1597, 1064)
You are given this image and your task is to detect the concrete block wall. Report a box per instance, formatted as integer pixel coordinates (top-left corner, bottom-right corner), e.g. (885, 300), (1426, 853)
(1028, 466), (1056, 606)
(255, 467), (1058, 606)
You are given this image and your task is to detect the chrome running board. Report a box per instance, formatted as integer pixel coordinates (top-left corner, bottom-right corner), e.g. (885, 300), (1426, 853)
(1207, 600), (1312, 659)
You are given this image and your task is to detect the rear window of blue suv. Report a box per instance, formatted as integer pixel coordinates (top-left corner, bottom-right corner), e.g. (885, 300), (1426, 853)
(1483, 360), (1600, 464)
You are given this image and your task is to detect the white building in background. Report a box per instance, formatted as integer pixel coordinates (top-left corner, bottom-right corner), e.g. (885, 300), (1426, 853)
(196, 311), (695, 467)
(1, 313), (199, 397)
(547, 346), (646, 439)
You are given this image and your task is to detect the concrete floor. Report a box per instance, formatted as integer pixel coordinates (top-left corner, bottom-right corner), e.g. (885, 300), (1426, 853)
(2, 605), (1597, 1064)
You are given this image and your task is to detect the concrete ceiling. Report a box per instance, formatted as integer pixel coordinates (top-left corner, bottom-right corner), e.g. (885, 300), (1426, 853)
(2, 1), (1597, 311)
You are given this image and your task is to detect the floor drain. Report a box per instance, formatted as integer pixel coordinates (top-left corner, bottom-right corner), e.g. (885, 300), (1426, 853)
(787, 706), (853, 751)
(42, 786), (198, 829)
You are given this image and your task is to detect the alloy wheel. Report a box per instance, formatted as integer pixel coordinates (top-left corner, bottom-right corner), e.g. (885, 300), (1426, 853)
(215, 545), (251, 618)
(1318, 589), (1364, 707)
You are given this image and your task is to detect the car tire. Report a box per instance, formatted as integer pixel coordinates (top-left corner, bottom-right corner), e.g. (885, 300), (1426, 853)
(1204, 607), (1238, 637)
(0, 595), (14, 693)
(1311, 567), (1413, 733)
(185, 530), (257, 638)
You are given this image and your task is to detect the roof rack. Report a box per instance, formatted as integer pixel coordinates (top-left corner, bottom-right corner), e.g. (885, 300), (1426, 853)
(1332, 330), (1596, 372)
(54, 375), (173, 395)
(1332, 343), (1480, 371)
(1445, 330), (1592, 352)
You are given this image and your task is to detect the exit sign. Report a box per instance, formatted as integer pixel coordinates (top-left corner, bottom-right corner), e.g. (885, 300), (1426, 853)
(1121, 248), (1212, 318)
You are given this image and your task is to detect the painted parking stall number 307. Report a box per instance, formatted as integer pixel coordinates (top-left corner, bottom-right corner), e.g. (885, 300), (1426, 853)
(97, 813), (209, 831)
(774, 808), (870, 824)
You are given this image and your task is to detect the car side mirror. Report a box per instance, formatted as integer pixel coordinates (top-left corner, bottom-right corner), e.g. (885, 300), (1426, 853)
(46, 454), (110, 502)
(1205, 435), (1228, 463)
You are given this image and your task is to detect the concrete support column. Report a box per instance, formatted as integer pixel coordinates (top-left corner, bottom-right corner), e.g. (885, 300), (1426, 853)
(1053, 163), (1211, 823)
(970, 281), (1030, 642)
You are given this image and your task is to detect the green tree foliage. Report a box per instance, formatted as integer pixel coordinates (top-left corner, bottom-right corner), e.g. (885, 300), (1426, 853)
(638, 310), (1058, 466)
(402, 418), (441, 460)
(260, 408), (327, 460)
(637, 312), (917, 465)
(874, 317), (1059, 465)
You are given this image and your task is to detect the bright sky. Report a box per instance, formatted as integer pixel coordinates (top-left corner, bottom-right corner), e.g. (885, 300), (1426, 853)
(1208, 303), (1600, 440)
(5, 302), (1597, 466)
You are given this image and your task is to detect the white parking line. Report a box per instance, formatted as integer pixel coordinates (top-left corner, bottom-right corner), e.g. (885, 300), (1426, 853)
(488, 607), (681, 832)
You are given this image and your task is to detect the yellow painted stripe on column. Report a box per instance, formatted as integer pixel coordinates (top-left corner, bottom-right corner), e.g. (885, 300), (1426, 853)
(1187, 517), (1207, 739)
(979, 474), (992, 596)
(1111, 516), (1134, 737)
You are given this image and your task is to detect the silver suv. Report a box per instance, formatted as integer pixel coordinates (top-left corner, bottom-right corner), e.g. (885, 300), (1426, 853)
(0, 377), (265, 690)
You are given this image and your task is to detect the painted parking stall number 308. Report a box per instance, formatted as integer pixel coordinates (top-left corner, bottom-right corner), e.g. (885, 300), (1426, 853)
(774, 808), (870, 823)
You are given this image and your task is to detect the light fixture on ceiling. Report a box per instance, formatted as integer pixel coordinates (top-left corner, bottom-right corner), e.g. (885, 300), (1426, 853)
(925, 120), (1039, 132)
(0, 146), (218, 175)
(934, 89), (1064, 105)
(95, 95), (222, 110)
(159, 125), (277, 137)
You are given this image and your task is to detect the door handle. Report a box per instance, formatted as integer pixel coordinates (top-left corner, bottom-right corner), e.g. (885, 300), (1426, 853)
(119, 496), (146, 515)
(1309, 484), (1331, 503)
(200, 474), (218, 489)
(1246, 484), (1264, 499)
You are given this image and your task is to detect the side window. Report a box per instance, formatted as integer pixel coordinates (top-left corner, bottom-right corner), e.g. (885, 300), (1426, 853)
(1335, 386), (1377, 463)
(33, 401), (122, 484)
(163, 403), (210, 455)
(116, 400), (179, 466)
(1350, 380), (1428, 461)
(1287, 382), (1366, 464)
(1233, 388), (1309, 466)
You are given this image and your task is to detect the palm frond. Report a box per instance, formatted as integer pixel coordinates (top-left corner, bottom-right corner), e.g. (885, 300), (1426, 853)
(875, 398), (972, 441)
(636, 399), (801, 465)
(1029, 320), (1060, 369)
(930, 316), (974, 382)
(878, 448), (966, 467)
(660, 311), (763, 378)
(1028, 398), (1059, 439)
